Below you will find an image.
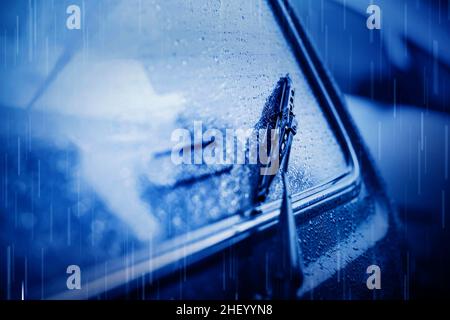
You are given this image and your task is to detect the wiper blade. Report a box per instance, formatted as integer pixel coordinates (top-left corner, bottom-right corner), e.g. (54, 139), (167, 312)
(255, 74), (304, 299)
(255, 75), (297, 202)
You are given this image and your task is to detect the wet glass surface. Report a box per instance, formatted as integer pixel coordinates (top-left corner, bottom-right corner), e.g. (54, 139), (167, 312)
(0, 0), (349, 297)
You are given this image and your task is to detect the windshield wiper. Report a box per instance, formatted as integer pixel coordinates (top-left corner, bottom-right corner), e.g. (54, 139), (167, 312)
(256, 75), (304, 299)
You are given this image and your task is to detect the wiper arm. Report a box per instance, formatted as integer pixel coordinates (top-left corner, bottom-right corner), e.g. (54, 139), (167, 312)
(256, 75), (304, 299)
(274, 159), (304, 299)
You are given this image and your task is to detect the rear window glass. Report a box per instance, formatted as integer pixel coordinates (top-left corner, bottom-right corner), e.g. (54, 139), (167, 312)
(0, 0), (348, 297)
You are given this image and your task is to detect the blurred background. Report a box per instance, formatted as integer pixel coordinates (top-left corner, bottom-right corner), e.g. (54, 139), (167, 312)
(290, 0), (450, 298)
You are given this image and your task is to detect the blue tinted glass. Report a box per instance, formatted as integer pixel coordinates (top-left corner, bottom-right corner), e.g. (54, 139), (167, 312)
(0, 0), (348, 298)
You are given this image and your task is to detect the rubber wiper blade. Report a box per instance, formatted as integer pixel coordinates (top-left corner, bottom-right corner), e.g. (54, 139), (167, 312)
(255, 74), (297, 202)
(254, 74), (304, 298)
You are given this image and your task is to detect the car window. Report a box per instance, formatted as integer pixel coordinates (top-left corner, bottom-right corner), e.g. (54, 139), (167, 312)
(0, 0), (349, 298)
